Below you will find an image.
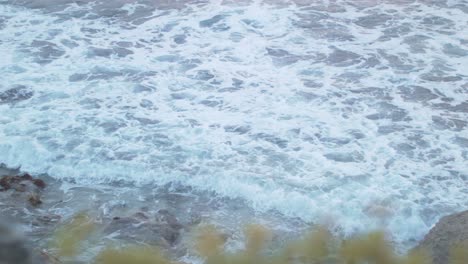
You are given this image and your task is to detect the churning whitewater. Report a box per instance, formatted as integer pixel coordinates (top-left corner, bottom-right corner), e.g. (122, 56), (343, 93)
(0, 0), (467, 248)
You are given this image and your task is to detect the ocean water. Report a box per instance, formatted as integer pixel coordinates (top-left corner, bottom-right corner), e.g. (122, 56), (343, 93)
(0, 0), (467, 248)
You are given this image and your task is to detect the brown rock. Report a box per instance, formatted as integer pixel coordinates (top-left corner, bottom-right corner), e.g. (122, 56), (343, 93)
(0, 176), (12, 190)
(28, 194), (42, 207)
(0, 174), (46, 192)
(20, 173), (33, 181)
(415, 210), (468, 264)
(33, 179), (46, 189)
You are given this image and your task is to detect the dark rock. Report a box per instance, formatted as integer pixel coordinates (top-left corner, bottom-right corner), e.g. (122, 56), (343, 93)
(33, 179), (46, 189)
(0, 174), (46, 194)
(28, 194), (42, 207)
(0, 176), (11, 191)
(415, 210), (468, 264)
(20, 174), (33, 181)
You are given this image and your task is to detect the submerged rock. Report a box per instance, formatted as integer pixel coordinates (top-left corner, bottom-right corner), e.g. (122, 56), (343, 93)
(415, 210), (468, 264)
(105, 210), (183, 247)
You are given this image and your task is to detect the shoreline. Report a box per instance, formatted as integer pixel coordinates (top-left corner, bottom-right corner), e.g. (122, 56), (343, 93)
(2, 165), (467, 264)
(0, 165), (308, 263)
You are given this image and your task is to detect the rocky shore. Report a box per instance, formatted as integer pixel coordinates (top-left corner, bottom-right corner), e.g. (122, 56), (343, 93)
(1, 167), (467, 264)
(0, 167), (307, 263)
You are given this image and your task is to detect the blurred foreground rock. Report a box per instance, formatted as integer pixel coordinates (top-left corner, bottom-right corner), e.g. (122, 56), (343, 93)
(415, 210), (468, 264)
(0, 222), (32, 264)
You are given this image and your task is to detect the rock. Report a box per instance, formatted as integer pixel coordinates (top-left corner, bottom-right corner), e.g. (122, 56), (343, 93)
(0, 174), (46, 192)
(415, 210), (468, 264)
(28, 193), (42, 207)
(104, 210), (183, 247)
(33, 179), (46, 189)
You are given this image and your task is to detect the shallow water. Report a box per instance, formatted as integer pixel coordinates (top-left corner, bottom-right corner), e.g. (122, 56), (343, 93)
(0, 0), (467, 250)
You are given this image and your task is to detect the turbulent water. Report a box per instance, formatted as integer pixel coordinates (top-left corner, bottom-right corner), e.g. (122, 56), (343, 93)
(0, 0), (467, 248)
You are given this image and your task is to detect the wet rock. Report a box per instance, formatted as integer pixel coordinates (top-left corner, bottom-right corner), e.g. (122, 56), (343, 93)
(0, 174), (46, 192)
(105, 210), (183, 247)
(0, 85), (34, 104)
(28, 193), (42, 207)
(415, 210), (468, 264)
